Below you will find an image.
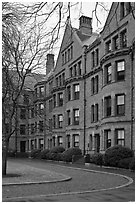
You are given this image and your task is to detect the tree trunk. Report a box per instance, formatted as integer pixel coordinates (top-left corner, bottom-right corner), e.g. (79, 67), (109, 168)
(2, 139), (8, 176)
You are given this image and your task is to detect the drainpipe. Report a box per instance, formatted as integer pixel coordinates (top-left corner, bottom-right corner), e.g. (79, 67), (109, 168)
(130, 42), (135, 150)
(83, 45), (88, 155)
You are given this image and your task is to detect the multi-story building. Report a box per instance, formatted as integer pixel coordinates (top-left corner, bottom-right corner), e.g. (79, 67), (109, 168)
(8, 2), (135, 154)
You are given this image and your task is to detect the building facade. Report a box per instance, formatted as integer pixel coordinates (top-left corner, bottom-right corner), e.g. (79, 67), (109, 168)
(9, 2), (135, 154)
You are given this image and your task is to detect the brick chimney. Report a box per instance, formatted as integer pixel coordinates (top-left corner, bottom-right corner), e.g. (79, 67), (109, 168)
(79, 16), (92, 35)
(46, 54), (54, 75)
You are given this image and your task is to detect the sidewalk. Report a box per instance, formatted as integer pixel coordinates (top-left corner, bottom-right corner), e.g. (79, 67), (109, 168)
(2, 159), (71, 186)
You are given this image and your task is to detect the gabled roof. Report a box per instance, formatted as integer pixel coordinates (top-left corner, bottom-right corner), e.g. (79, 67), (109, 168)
(76, 30), (91, 41)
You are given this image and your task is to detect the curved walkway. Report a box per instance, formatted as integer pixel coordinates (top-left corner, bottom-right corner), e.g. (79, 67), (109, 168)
(2, 158), (134, 202)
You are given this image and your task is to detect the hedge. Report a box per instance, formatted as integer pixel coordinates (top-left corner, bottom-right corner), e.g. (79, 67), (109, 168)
(40, 149), (50, 159)
(104, 145), (134, 167)
(49, 146), (65, 153)
(30, 149), (41, 158)
(90, 153), (104, 166)
(62, 147), (82, 162)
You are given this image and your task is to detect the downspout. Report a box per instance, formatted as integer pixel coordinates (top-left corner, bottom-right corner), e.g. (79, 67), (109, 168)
(130, 42), (135, 150)
(83, 45), (88, 155)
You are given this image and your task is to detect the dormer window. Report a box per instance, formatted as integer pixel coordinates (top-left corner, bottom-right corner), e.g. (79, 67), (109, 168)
(106, 40), (111, 53)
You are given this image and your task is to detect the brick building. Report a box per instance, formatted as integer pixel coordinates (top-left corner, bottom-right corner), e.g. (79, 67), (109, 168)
(8, 2), (135, 154)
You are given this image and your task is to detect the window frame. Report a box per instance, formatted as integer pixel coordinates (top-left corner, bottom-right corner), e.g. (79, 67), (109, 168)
(116, 94), (125, 116)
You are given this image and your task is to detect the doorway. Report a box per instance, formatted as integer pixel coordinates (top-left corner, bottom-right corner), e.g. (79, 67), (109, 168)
(20, 141), (26, 152)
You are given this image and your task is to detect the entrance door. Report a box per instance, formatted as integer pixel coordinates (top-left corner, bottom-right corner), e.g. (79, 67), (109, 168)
(20, 141), (26, 152)
(95, 134), (100, 153)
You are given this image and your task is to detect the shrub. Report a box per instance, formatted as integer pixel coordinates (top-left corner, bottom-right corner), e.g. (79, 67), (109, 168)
(50, 146), (65, 153)
(62, 147), (82, 162)
(30, 149), (41, 158)
(16, 152), (29, 158)
(104, 145), (134, 167)
(129, 157), (135, 171)
(7, 149), (16, 157)
(90, 153), (104, 166)
(118, 157), (132, 169)
(40, 149), (50, 159)
(84, 154), (91, 163)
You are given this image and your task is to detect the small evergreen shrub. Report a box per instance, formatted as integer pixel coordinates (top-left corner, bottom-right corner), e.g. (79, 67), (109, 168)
(7, 149), (16, 157)
(104, 145), (134, 167)
(90, 153), (104, 166)
(30, 149), (41, 158)
(49, 146), (65, 153)
(40, 149), (50, 159)
(62, 147), (82, 162)
(84, 154), (91, 163)
(129, 157), (135, 171)
(118, 157), (132, 169)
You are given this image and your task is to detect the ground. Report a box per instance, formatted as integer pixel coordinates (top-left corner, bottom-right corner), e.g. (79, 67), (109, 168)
(2, 158), (135, 202)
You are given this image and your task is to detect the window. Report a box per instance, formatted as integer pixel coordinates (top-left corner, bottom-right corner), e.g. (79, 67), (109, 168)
(58, 114), (63, 128)
(65, 51), (67, 63)
(23, 94), (29, 104)
(67, 86), (71, 101)
(39, 121), (44, 132)
(58, 93), (63, 106)
(70, 67), (73, 77)
(120, 30), (127, 48)
(35, 88), (38, 98)
(39, 103), (44, 115)
(116, 61), (125, 81)
(106, 40), (111, 53)
(31, 107), (34, 118)
(67, 110), (71, 125)
(106, 64), (112, 84)
(53, 115), (56, 128)
(39, 86), (44, 97)
(68, 48), (70, 61)
(95, 75), (98, 93)
(73, 109), (79, 125)
(96, 48), (99, 66)
(62, 73), (65, 85)
(91, 76), (98, 95)
(116, 129), (125, 146)
(95, 104), (99, 122)
(35, 105), (37, 116)
(66, 135), (71, 148)
(116, 94), (125, 115)
(59, 75), (62, 86)
(49, 99), (53, 112)
(91, 78), (94, 95)
(58, 136), (63, 146)
(39, 139), (44, 149)
(78, 61), (82, 75)
(91, 51), (95, 67)
(120, 2), (131, 19)
(74, 64), (77, 76)
(113, 35), (119, 50)
(56, 77), (58, 87)
(104, 96), (111, 117)
(91, 105), (94, 122)
(62, 53), (64, 65)
(20, 125), (26, 135)
(105, 130), (111, 148)
(20, 108), (26, 119)
(53, 94), (56, 108)
(49, 119), (52, 131)
(53, 136), (56, 147)
(49, 81), (53, 93)
(73, 84), (80, 100)
(73, 134), (79, 147)
(35, 122), (37, 133)
(71, 46), (73, 59)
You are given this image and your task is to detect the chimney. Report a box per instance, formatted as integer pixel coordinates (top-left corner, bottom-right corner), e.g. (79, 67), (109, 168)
(46, 54), (54, 75)
(79, 16), (92, 35)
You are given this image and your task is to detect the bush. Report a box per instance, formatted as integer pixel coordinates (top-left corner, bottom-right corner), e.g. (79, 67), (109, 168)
(49, 146), (65, 153)
(129, 157), (135, 171)
(104, 145), (134, 167)
(90, 153), (104, 166)
(84, 154), (91, 163)
(7, 149), (16, 157)
(30, 149), (41, 158)
(16, 152), (29, 158)
(118, 157), (132, 169)
(62, 147), (82, 162)
(40, 149), (50, 159)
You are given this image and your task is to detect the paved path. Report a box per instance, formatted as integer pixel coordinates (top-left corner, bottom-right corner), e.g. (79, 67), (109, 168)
(2, 158), (135, 202)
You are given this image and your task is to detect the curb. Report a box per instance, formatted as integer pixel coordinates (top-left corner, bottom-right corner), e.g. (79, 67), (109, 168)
(3, 176), (72, 186)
